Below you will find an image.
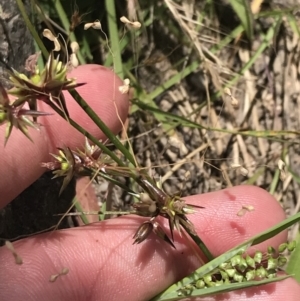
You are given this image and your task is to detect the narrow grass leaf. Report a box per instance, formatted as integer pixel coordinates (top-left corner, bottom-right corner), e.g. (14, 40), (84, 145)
(229, 0), (253, 41)
(287, 13), (300, 38)
(16, 0), (48, 58)
(154, 210), (300, 300)
(152, 276), (289, 300)
(249, 212), (300, 246)
(151, 243), (251, 301)
(105, 0), (123, 79)
(286, 233), (300, 283)
(73, 196), (89, 225)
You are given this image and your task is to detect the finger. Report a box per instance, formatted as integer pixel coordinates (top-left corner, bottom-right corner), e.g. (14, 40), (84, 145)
(1, 186), (296, 301)
(0, 64), (129, 208)
(186, 185), (287, 256)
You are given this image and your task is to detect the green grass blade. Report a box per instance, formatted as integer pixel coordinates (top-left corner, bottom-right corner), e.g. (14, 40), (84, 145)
(286, 233), (300, 282)
(287, 13), (300, 38)
(218, 16), (280, 95)
(48, 100), (125, 167)
(151, 244), (250, 301)
(154, 210), (300, 300)
(269, 168), (280, 195)
(152, 276), (289, 300)
(16, 0), (48, 58)
(249, 212), (300, 246)
(73, 196), (89, 225)
(105, 0), (123, 79)
(229, 0), (254, 41)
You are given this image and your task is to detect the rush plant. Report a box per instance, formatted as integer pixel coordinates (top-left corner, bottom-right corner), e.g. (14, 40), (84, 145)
(2, 0), (299, 300)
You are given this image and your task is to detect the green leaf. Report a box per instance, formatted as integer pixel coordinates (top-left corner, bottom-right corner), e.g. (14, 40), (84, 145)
(152, 276), (290, 300)
(153, 211), (300, 300)
(286, 234), (300, 283)
(287, 13), (300, 38)
(229, 0), (254, 41)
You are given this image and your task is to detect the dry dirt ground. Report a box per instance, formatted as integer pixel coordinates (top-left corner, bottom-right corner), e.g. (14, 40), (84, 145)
(0, 0), (299, 245)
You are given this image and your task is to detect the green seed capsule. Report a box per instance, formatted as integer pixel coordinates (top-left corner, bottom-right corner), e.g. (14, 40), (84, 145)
(215, 280), (224, 286)
(254, 251), (262, 263)
(278, 243), (287, 253)
(219, 262), (229, 269)
(224, 278), (230, 284)
(256, 266), (267, 279)
(181, 284), (193, 295)
(195, 279), (205, 289)
(246, 255), (256, 268)
(231, 255), (242, 267)
(267, 257), (277, 270)
(278, 256), (287, 267)
(287, 241), (296, 252)
(203, 275), (212, 285)
(206, 281), (216, 287)
(220, 270), (229, 280)
(225, 269), (236, 278)
(267, 246), (276, 254)
(267, 269), (277, 279)
(238, 257), (248, 272)
(233, 272), (244, 283)
(246, 270), (255, 281)
(61, 162), (70, 171)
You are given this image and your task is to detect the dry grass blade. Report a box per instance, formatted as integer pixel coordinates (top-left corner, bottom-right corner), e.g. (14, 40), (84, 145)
(5, 241), (23, 265)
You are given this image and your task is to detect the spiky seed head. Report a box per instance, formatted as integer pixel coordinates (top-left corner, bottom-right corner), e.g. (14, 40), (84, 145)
(133, 221), (153, 245)
(152, 221), (175, 248)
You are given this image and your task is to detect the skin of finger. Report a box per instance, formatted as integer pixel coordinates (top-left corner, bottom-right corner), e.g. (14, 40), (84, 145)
(0, 186), (296, 301)
(0, 64), (129, 209)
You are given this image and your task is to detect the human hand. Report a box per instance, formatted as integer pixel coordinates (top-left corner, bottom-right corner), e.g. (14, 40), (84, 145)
(0, 65), (299, 301)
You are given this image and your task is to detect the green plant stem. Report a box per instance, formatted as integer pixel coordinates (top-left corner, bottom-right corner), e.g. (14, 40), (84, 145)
(53, 0), (85, 64)
(180, 222), (214, 261)
(50, 102), (125, 167)
(16, 0), (48, 59)
(68, 89), (137, 166)
(105, 0), (123, 79)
